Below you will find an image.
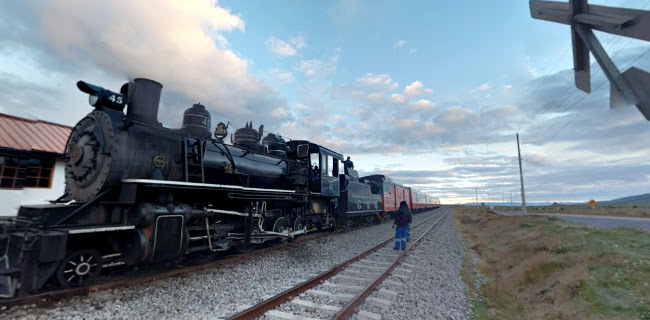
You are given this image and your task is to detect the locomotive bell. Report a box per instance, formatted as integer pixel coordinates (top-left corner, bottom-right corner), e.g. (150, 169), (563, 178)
(182, 103), (212, 139)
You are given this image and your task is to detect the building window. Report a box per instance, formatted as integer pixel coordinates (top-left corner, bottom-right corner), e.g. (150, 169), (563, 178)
(0, 155), (55, 189)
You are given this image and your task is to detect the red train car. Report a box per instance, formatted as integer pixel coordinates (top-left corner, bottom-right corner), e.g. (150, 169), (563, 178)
(362, 174), (404, 213)
(362, 174), (441, 218)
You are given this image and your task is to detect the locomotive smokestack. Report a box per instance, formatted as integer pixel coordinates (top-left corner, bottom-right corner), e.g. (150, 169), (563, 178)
(126, 78), (163, 127)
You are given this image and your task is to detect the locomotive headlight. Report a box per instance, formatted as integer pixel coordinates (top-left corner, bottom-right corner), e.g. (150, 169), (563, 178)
(77, 80), (127, 111)
(88, 94), (99, 106)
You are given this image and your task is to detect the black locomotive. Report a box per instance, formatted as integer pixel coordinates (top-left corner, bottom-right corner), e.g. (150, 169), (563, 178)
(0, 78), (385, 298)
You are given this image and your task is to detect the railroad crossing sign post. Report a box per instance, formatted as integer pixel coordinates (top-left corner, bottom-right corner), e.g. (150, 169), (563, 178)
(529, 0), (650, 120)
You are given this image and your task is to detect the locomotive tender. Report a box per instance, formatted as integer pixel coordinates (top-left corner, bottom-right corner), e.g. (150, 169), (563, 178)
(0, 78), (438, 298)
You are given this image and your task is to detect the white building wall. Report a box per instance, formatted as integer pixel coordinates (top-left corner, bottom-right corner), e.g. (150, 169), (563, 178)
(0, 160), (66, 216)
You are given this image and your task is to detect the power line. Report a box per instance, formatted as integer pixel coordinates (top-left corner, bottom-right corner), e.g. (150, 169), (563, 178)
(523, 45), (650, 162)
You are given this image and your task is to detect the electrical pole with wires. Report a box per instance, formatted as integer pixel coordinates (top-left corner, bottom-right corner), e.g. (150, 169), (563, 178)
(517, 133), (528, 215)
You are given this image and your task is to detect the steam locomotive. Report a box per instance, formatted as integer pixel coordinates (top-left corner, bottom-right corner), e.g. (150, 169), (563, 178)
(0, 78), (438, 298)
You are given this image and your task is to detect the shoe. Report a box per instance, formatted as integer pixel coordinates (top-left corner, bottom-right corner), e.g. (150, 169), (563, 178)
(393, 247), (399, 250)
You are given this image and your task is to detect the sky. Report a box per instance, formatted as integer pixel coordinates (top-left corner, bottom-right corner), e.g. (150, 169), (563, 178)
(1, 0), (650, 204)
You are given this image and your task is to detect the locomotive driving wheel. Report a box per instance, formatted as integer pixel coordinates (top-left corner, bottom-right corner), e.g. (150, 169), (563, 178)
(56, 250), (103, 288)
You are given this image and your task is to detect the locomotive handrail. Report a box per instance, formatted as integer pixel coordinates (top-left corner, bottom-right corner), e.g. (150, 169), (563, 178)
(121, 179), (297, 193)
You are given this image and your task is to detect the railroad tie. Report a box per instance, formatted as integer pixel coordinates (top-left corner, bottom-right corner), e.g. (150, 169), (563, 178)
(377, 288), (397, 301)
(355, 309), (382, 320)
(390, 273), (409, 281)
(382, 279), (404, 289)
(367, 296), (392, 310)
(363, 260), (392, 266)
(333, 274), (374, 283)
(265, 309), (324, 320)
(322, 281), (365, 293)
(306, 289), (354, 301)
(291, 299), (341, 315)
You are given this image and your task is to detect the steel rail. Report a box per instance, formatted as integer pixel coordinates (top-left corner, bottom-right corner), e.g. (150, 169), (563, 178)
(226, 208), (446, 320)
(0, 225), (354, 309)
(333, 210), (448, 319)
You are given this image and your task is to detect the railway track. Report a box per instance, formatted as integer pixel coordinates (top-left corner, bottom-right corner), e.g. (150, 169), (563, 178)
(227, 208), (449, 320)
(0, 222), (373, 310)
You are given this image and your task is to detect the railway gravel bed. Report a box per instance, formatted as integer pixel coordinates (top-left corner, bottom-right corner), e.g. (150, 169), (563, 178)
(251, 209), (470, 320)
(368, 214), (470, 320)
(2, 208), (469, 319)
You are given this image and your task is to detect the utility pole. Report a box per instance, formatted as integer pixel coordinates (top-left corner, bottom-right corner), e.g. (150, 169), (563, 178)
(510, 191), (513, 208)
(475, 187), (478, 207)
(517, 133), (528, 215)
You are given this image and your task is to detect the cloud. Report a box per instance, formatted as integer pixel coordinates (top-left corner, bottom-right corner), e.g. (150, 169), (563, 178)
(271, 107), (290, 118)
(298, 48), (341, 78)
(267, 68), (295, 84)
(265, 36), (298, 56)
(391, 93), (408, 104)
(403, 80), (424, 97)
(394, 40), (407, 48)
(358, 73), (394, 86)
(504, 84), (513, 90)
(0, 0), (291, 130)
(289, 35), (307, 49)
(470, 83), (492, 93)
(411, 99), (435, 109)
(409, 48), (417, 54)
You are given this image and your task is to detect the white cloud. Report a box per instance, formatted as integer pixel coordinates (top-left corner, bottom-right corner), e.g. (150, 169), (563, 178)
(504, 84), (513, 90)
(265, 36), (297, 56)
(358, 73), (393, 86)
(403, 80), (424, 97)
(391, 93), (408, 104)
(411, 99), (435, 109)
(271, 107), (289, 118)
(0, 0), (292, 128)
(409, 48), (417, 54)
(298, 48), (341, 78)
(436, 106), (473, 124)
(470, 83), (492, 93)
(289, 35), (307, 49)
(424, 88), (434, 95)
(390, 82), (400, 91)
(268, 68), (295, 84)
(394, 40), (407, 48)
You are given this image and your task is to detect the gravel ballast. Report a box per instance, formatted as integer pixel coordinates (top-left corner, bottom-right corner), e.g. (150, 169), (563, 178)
(2, 208), (469, 319)
(381, 213), (471, 320)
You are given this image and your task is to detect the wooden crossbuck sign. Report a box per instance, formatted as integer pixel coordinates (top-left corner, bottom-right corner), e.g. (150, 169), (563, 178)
(530, 0), (650, 120)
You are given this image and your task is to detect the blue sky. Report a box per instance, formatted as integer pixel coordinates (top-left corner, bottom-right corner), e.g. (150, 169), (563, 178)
(1, 0), (650, 204)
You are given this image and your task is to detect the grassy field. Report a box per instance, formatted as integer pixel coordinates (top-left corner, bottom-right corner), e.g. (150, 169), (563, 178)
(454, 207), (650, 320)
(489, 204), (650, 218)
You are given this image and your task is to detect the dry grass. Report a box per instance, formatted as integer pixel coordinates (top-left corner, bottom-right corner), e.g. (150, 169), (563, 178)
(454, 206), (650, 320)
(497, 204), (650, 218)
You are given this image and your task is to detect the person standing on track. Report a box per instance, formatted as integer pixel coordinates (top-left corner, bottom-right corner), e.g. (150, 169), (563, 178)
(399, 200), (413, 241)
(393, 201), (411, 250)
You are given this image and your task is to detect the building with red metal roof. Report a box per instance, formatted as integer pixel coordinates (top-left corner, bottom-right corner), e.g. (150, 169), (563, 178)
(0, 112), (72, 216)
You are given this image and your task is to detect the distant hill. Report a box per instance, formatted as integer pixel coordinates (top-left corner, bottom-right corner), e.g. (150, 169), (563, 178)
(603, 193), (650, 204)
